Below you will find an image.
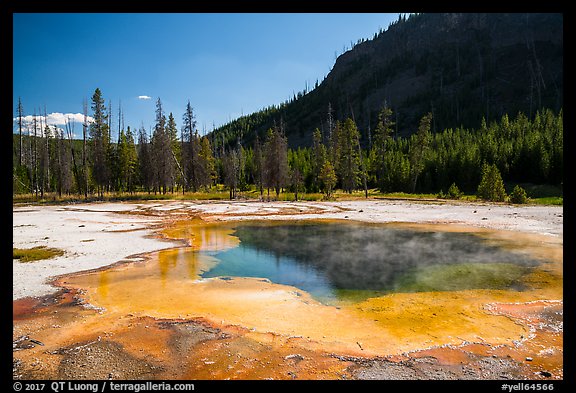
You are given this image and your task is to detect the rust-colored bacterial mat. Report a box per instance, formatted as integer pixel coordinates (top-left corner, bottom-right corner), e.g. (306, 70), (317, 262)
(13, 219), (562, 380)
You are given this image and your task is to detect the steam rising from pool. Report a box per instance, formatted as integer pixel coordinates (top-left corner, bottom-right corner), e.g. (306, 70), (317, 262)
(201, 222), (540, 303)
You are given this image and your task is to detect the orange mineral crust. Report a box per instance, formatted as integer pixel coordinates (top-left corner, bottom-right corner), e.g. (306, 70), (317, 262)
(14, 219), (562, 380)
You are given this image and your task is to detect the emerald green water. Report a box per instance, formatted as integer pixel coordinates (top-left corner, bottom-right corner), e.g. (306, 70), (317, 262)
(201, 221), (539, 304)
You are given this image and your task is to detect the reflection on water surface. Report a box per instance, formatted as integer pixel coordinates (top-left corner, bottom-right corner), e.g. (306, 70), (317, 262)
(201, 222), (540, 303)
(58, 219), (561, 356)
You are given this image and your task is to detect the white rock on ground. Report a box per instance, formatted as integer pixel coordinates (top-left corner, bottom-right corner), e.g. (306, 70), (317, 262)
(12, 202), (180, 300)
(13, 199), (563, 300)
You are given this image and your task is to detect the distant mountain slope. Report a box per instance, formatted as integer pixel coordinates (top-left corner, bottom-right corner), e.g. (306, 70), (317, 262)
(210, 13), (563, 149)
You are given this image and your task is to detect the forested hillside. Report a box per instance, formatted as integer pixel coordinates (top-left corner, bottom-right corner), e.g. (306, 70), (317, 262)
(210, 13), (562, 150)
(12, 87), (562, 199)
(13, 13), (563, 201)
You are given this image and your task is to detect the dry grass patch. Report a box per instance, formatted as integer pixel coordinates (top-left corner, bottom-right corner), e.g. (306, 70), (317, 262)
(13, 246), (65, 262)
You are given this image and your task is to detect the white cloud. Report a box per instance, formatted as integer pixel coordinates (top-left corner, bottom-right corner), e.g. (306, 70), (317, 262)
(138, 95), (152, 100)
(46, 112), (94, 125)
(13, 112), (95, 139)
(13, 112), (94, 127)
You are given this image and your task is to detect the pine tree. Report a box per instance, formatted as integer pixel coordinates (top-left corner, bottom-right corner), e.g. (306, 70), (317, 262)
(137, 126), (153, 193)
(38, 122), (51, 197)
(372, 105), (395, 192)
(509, 184), (527, 204)
(319, 160), (337, 199)
(151, 98), (173, 193)
(124, 126), (139, 193)
(336, 118), (360, 193)
(288, 148), (307, 201)
(166, 112), (182, 191)
(409, 112), (432, 192)
(311, 128), (327, 192)
(263, 126), (288, 198)
(198, 136), (216, 189)
(89, 88), (110, 198)
(182, 101), (199, 192)
(290, 166), (304, 201)
(116, 128), (128, 191)
(477, 162), (507, 202)
(117, 125), (139, 192)
(222, 147), (240, 199)
(253, 135), (265, 198)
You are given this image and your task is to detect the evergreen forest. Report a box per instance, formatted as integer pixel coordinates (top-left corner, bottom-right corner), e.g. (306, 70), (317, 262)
(13, 88), (563, 203)
(12, 13), (563, 203)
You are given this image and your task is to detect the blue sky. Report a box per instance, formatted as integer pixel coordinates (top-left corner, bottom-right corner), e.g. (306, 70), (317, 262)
(13, 13), (400, 139)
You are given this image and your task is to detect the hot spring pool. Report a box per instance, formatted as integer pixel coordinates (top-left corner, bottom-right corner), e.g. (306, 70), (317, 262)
(199, 221), (540, 303)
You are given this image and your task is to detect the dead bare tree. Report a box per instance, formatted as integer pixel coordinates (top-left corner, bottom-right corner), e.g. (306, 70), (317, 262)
(17, 97), (24, 167)
(82, 99), (89, 198)
(349, 102), (368, 198)
(65, 116), (81, 196)
(31, 110), (38, 196)
(42, 107), (51, 195)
